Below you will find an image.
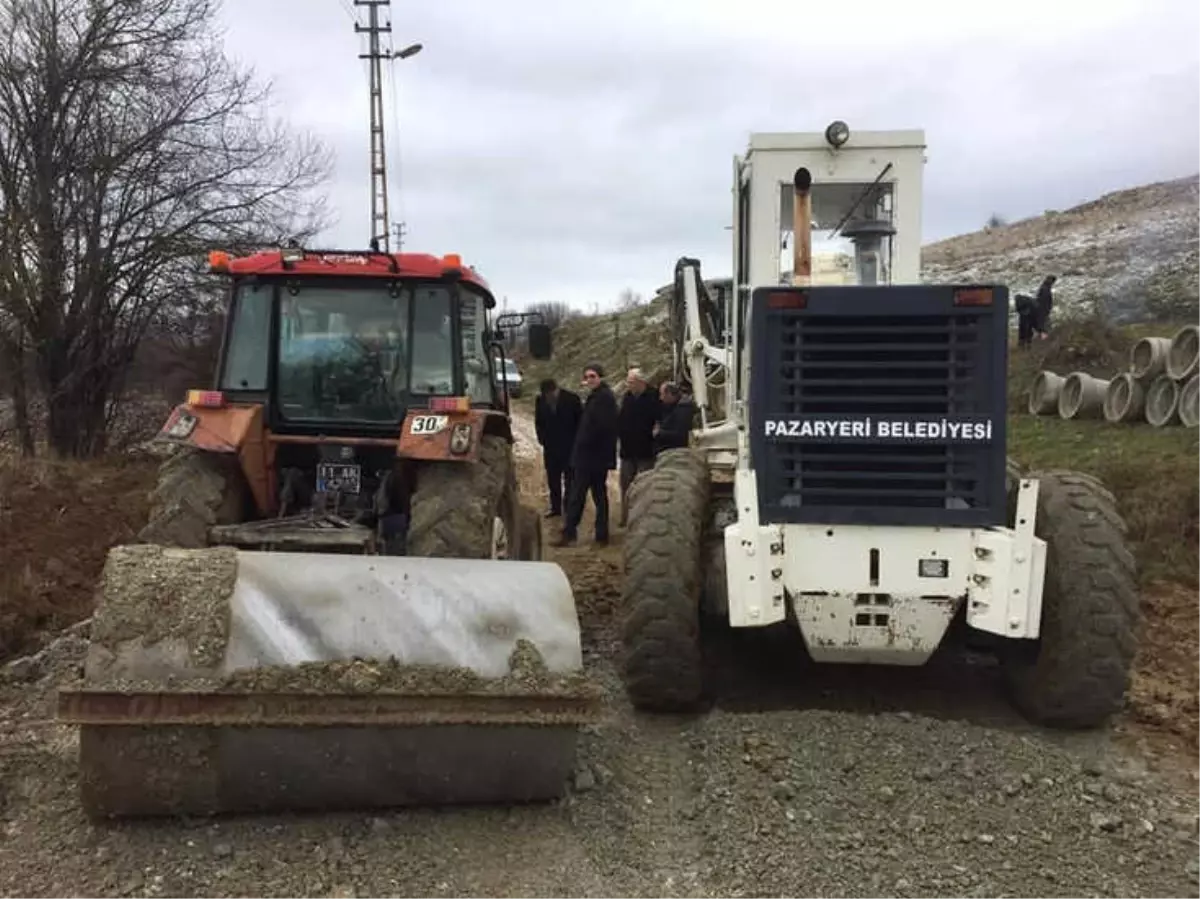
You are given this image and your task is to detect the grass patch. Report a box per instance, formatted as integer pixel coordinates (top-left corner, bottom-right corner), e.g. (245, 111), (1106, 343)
(521, 297), (674, 398)
(1008, 414), (1198, 586)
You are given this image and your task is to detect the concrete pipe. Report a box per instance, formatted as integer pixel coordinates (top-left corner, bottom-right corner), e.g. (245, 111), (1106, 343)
(1057, 371), (1109, 420)
(1179, 374), (1199, 428)
(1102, 373), (1146, 424)
(1129, 336), (1172, 382)
(1144, 374), (1181, 427)
(1165, 324), (1199, 381)
(1028, 370), (1065, 416)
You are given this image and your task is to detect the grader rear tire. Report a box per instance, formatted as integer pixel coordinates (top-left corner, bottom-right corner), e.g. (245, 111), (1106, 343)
(619, 448), (709, 711)
(1001, 469), (1140, 728)
(136, 448), (248, 548)
(408, 435), (518, 560)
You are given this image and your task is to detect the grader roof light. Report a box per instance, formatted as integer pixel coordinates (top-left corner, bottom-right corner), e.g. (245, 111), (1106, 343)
(825, 120), (850, 148)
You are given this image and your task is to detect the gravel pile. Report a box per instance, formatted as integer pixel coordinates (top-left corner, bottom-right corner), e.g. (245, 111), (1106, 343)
(0, 410), (1194, 896)
(1, 659), (1196, 897)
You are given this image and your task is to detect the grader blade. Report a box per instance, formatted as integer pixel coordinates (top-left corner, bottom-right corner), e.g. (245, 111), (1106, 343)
(57, 545), (603, 819)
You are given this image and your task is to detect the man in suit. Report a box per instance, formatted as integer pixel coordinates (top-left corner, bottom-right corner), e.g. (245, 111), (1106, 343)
(534, 378), (582, 518)
(616, 367), (660, 527)
(556, 362), (618, 546)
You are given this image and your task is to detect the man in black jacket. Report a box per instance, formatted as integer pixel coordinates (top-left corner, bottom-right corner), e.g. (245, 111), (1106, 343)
(534, 378), (583, 518)
(556, 362), (618, 546)
(1033, 275), (1056, 338)
(617, 367), (660, 527)
(653, 381), (693, 454)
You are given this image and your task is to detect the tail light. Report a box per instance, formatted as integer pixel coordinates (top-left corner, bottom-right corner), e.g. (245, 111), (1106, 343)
(953, 288), (994, 306)
(429, 396), (469, 413)
(767, 290), (808, 309)
(187, 389), (226, 408)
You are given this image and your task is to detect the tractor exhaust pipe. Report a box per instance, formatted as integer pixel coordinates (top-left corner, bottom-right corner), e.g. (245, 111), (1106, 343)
(792, 167), (813, 287)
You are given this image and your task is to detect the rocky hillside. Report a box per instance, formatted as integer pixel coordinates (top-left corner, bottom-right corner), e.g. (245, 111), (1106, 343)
(922, 174), (1199, 323)
(522, 174), (1199, 390)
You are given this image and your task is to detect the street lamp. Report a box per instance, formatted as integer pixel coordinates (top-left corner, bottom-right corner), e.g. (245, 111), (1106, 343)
(394, 43), (422, 60)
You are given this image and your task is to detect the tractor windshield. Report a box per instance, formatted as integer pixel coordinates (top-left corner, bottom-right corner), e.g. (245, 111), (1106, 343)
(275, 281), (457, 423)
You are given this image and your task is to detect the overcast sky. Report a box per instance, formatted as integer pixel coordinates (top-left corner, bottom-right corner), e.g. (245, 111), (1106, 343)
(217, 0), (1199, 312)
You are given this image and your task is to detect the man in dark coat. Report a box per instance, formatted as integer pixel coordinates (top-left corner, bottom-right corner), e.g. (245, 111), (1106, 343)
(653, 381), (694, 454)
(616, 367), (660, 527)
(556, 362), (618, 546)
(534, 378), (583, 518)
(1033, 275), (1056, 339)
(1014, 294), (1036, 348)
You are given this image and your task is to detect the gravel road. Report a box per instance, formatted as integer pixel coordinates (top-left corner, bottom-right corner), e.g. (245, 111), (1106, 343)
(0, 413), (1196, 897)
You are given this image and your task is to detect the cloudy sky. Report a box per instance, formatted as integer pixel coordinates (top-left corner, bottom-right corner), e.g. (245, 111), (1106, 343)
(217, 0), (1199, 312)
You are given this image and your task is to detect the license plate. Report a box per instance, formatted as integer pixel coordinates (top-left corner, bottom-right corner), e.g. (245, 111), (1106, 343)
(316, 462), (361, 494)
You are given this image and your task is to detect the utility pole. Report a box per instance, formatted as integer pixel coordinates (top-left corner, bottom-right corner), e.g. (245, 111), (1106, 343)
(355, 0), (392, 251)
(391, 221), (407, 251)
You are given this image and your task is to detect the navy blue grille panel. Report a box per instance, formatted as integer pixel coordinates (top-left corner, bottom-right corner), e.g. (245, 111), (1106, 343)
(748, 285), (1009, 528)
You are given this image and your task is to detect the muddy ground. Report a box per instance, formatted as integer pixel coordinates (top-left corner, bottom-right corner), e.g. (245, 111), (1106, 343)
(0, 414), (1196, 897)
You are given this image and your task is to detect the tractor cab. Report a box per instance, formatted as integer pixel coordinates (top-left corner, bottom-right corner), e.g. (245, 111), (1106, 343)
(208, 246), (550, 437)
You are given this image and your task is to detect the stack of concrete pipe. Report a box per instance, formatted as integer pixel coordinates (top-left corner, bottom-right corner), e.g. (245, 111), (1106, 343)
(1027, 323), (1198, 428)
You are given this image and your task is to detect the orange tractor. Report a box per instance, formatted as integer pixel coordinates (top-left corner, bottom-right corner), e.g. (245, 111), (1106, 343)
(57, 244), (598, 818)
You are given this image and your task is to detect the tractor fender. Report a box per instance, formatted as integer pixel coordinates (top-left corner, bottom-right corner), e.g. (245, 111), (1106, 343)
(154, 402), (270, 515)
(398, 408), (512, 463)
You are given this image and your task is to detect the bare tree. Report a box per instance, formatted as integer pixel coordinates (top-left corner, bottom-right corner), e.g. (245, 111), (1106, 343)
(524, 300), (579, 331)
(0, 0), (331, 457)
(616, 287), (645, 311)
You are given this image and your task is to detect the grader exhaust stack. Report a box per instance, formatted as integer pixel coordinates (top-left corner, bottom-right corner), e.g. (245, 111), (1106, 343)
(792, 166), (813, 287)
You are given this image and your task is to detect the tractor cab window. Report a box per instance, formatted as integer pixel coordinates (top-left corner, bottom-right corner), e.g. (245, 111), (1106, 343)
(458, 287), (493, 404)
(220, 283), (271, 391)
(277, 284), (412, 423)
(409, 286), (456, 395)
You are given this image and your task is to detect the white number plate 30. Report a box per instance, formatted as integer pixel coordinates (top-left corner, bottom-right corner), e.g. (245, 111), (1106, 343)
(409, 414), (449, 435)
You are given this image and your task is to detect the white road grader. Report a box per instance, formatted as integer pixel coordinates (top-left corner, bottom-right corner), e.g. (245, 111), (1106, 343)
(620, 123), (1139, 728)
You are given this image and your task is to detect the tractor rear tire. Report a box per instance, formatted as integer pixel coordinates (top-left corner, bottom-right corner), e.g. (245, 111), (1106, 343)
(136, 448), (248, 548)
(408, 435), (517, 560)
(1001, 469), (1140, 729)
(619, 447), (710, 712)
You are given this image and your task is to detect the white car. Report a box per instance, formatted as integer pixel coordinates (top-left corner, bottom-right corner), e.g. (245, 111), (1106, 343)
(494, 356), (523, 397)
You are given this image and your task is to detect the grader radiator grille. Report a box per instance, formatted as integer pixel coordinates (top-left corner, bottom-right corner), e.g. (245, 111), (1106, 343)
(748, 285), (1009, 528)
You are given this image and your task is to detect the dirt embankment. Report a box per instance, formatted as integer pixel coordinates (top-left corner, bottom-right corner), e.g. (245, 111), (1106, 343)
(0, 454), (159, 661)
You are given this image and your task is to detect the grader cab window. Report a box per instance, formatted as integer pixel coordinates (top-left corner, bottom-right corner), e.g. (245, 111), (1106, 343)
(778, 179), (896, 286)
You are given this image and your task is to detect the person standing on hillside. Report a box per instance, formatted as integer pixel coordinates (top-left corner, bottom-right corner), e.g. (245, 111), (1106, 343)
(534, 378), (582, 519)
(1014, 293), (1037, 348)
(1033, 275), (1057, 339)
(616, 367), (660, 527)
(556, 362), (619, 547)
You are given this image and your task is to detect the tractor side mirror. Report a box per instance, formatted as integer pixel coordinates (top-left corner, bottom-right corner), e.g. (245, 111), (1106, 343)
(528, 323), (553, 360)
